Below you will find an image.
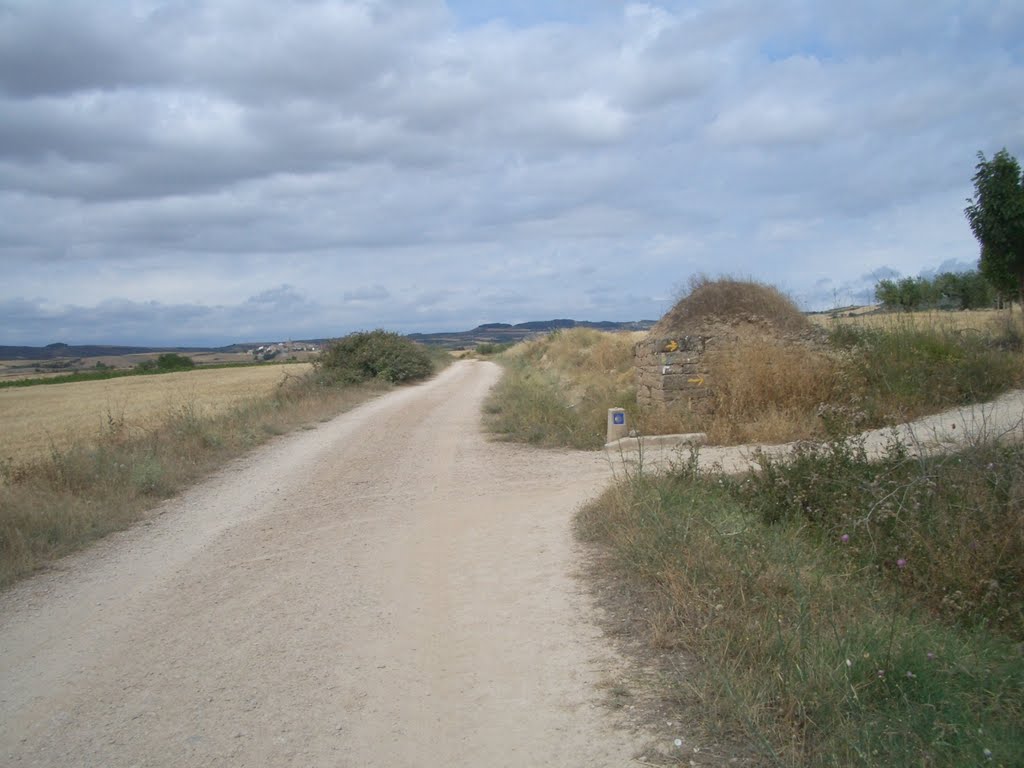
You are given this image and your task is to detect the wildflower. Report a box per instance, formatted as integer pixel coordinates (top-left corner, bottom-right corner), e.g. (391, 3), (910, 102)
(877, 669), (885, 679)
(674, 739), (683, 748)
(845, 659), (852, 668)
(984, 748), (993, 760)
(840, 534), (849, 544)
(905, 671), (915, 679)
(926, 652), (935, 661)
(897, 558), (907, 569)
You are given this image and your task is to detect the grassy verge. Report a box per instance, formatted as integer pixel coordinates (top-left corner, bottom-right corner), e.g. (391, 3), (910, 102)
(578, 436), (1023, 766)
(0, 342), (449, 588)
(483, 328), (641, 449)
(484, 314), (1024, 449)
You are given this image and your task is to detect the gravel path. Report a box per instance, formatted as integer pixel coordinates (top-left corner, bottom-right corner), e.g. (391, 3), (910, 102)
(4, 359), (1021, 767)
(0, 360), (641, 767)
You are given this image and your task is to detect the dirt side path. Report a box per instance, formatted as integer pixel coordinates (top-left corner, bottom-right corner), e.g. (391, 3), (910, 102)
(611, 388), (1024, 474)
(0, 360), (642, 767)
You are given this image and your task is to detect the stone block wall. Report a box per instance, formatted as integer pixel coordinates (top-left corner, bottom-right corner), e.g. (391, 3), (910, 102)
(635, 317), (830, 415)
(635, 334), (714, 413)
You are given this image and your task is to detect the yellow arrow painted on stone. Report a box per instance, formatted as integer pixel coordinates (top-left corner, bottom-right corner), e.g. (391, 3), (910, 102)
(688, 376), (704, 385)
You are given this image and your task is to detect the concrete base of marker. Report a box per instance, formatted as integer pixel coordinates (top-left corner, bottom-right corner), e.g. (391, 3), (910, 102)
(604, 432), (708, 452)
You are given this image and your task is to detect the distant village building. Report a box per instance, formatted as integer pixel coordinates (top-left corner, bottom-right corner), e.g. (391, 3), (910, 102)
(252, 342), (319, 361)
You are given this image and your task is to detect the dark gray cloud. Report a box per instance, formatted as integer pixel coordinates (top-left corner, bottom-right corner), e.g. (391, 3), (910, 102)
(1, 0), (1022, 345)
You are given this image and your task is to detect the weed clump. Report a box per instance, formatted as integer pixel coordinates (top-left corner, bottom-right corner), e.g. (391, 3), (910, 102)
(578, 436), (1024, 765)
(317, 330), (434, 384)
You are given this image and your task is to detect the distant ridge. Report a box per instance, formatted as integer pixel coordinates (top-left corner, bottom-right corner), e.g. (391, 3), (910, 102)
(407, 319), (656, 347)
(0, 343), (226, 361)
(2, 319), (657, 359)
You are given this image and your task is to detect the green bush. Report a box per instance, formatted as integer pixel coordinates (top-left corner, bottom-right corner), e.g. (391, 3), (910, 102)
(156, 353), (196, 370)
(317, 330), (434, 384)
(475, 342), (513, 356)
(734, 437), (1024, 636)
(136, 353), (195, 373)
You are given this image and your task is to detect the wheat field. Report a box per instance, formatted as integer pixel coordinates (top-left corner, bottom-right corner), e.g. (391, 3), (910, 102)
(1, 364), (312, 466)
(810, 307), (1012, 332)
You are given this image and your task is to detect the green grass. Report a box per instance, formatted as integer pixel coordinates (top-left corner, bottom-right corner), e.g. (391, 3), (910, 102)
(578, 438), (1024, 766)
(829, 321), (1024, 426)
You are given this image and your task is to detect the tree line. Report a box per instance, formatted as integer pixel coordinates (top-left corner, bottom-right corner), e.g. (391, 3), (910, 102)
(874, 147), (1022, 312)
(874, 271), (997, 311)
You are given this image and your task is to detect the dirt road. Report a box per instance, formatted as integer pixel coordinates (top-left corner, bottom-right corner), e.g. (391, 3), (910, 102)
(0, 360), (642, 767)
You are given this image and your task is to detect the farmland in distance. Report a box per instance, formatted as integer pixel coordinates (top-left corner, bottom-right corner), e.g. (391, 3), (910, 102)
(1, 363), (312, 468)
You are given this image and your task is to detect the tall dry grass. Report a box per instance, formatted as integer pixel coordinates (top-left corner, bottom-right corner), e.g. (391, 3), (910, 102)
(0, 373), (388, 587)
(702, 334), (843, 444)
(484, 328), (641, 449)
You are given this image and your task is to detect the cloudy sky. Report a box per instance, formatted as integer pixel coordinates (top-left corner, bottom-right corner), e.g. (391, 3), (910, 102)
(2, 0), (1022, 346)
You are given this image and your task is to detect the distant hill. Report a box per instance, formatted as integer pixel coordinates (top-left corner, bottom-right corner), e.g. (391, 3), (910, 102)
(0, 342), (226, 361)
(407, 319), (656, 348)
(2, 319), (657, 359)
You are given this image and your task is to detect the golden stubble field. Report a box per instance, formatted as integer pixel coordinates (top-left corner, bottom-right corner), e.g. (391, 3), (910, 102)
(1, 364), (312, 467)
(810, 307), (1012, 332)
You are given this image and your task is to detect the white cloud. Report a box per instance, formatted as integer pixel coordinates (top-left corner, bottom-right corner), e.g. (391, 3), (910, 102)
(1, 0), (1021, 344)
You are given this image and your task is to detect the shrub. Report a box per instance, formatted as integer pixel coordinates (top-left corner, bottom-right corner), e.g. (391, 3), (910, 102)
(317, 330), (434, 384)
(578, 443), (1024, 765)
(475, 342), (513, 356)
(136, 353), (195, 373)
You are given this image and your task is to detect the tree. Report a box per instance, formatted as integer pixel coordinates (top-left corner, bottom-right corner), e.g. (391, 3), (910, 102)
(965, 149), (1024, 303)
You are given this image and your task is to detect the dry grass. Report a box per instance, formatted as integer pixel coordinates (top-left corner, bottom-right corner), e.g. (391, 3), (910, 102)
(0, 364), (312, 468)
(811, 307), (1012, 333)
(703, 334), (843, 444)
(485, 328), (641, 449)
(654, 275), (812, 336)
(0, 370), (384, 585)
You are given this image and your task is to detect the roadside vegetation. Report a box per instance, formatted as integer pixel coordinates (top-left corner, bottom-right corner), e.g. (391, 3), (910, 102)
(484, 291), (1024, 449)
(579, 433), (1023, 766)
(483, 327), (641, 449)
(483, 274), (1024, 764)
(0, 331), (444, 587)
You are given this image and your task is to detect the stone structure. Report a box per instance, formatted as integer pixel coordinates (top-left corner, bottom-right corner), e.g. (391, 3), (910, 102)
(635, 314), (828, 413)
(635, 332), (714, 413)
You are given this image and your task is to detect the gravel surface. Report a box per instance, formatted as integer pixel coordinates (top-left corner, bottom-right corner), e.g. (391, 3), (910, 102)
(4, 358), (1020, 767)
(0, 360), (642, 767)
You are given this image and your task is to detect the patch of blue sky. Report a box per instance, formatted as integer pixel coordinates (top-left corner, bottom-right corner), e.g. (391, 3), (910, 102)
(445, 0), (619, 29)
(759, 35), (834, 63)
